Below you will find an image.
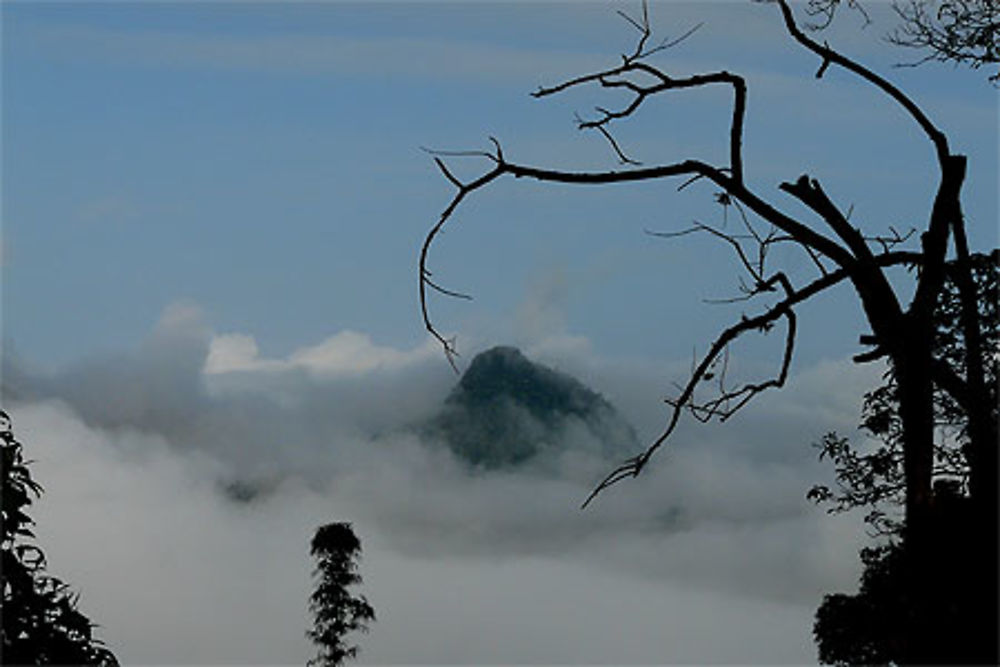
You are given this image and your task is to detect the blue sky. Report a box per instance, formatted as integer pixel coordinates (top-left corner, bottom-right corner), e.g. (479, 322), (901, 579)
(2, 2), (998, 664)
(4, 1), (995, 370)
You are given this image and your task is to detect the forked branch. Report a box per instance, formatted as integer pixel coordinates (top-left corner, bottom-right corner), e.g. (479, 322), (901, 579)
(419, 149), (505, 372)
(531, 5), (740, 181)
(775, 0), (950, 165)
(581, 250), (922, 507)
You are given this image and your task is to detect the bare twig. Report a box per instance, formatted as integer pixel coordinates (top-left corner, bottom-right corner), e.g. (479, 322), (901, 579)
(531, 9), (743, 182)
(804, 0), (872, 30)
(419, 142), (507, 372)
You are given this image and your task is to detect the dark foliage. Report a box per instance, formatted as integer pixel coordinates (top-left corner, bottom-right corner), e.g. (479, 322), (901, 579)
(1, 409), (118, 665)
(809, 252), (999, 664)
(807, 0), (999, 82)
(307, 522), (375, 667)
(890, 0), (999, 83)
(814, 543), (908, 664)
(815, 482), (984, 665)
(808, 251), (998, 536)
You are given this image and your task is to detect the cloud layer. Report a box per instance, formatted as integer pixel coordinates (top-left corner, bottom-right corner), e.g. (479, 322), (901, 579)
(3, 303), (880, 664)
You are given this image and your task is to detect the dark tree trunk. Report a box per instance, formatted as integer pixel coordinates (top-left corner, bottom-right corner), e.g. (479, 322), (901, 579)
(951, 214), (1000, 664)
(892, 326), (936, 663)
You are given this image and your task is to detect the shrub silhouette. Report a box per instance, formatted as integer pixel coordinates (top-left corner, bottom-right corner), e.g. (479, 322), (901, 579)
(307, 522), (375, 667)
(1, 409), (118, 665)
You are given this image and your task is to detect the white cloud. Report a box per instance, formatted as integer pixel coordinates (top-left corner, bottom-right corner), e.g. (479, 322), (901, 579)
(18, 400), (326, 665)
(288, 330), (439, 376)
(3, 305), (881, 664)
(11, 389), (862, 664)
(203, 332), (271, 374)
(205, 329), (440, 378)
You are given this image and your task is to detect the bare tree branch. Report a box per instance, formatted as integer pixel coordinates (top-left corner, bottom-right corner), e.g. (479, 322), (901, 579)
(418, 5), (997, 656)
(889, 0), (999, 83)
(534, 61), (746, 183)
(582, 250), (921, 507)
(418, 5), (985, 554)
(775, 0), (950, 166)
(419, 153), (505, 372)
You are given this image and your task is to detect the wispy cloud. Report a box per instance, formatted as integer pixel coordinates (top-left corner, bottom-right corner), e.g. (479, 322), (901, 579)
(27, 22), (612, 86)
(74, 194), (139, 226)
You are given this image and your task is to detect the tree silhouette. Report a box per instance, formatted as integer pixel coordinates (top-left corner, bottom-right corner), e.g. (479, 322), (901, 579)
(814, 482), (984, 665)
(1, 409), (118, 665)
(806, 0), (998, 82)
(307, 522), (375, 667)
(809, 251), (997, 663)
(890, 0), (999, 82)
(419, 2), (997, 662)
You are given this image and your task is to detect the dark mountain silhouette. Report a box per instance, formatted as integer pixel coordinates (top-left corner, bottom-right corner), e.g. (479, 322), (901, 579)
(425, 346), (639, 468)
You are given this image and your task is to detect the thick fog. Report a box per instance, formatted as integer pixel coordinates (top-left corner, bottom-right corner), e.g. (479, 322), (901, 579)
(3, 302), (880, 664)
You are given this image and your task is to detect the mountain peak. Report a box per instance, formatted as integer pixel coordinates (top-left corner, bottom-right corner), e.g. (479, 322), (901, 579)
(428, 346), (638, 468)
